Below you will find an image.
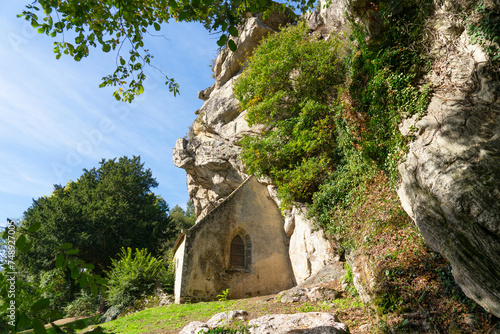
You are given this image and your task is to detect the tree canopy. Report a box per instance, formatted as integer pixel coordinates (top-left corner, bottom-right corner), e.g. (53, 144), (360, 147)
(17, 156), (174, 274)
(21, 0), (315, 102)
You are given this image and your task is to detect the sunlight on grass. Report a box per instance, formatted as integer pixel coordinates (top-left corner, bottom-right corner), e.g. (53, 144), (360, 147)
(94, 301), (235, 334)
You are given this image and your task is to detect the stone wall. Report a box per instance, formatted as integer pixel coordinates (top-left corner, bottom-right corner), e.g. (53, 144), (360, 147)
(174, 177), (295, 302)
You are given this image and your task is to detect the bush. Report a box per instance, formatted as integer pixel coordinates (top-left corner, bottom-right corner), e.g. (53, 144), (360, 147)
(106, 248), (168, 308)
(234, 21), (345, 207)
(235, 0), (433, 242)
(64, 290), (97, 317)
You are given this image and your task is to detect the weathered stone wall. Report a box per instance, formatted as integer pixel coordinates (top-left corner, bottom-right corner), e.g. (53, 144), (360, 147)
(174, 235), (186, 304)
(175, 177), (295, 302)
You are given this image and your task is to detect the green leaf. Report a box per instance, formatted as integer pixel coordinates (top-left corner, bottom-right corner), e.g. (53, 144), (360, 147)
(66, 248), (79, 255)
(31, 319), (47, 334)
(82, 263), (95, 270)
(71, 266), (79, 279)
(96, 277), (108, 285)
(102, 44), (111, 52)
(120, 57), (126, 65)
(1, 228), (8, 239)
(80, 274), (88, 288)
(31, 298), (50, 312)
(18, 312), (31, 329)
(137, 85), (144, 95)
(169, 0), (178, 9)
(154, 22), (161, 31)
(60, 243), (73, 250)
(91, 282), (98, 297)
(27, 221), (42, 233)
(217, 34), (227, 47)
(228, 26), (238, 37)
(22, 240), (34, 253)
(228, 39), (237, 52)
(16, 234), (27, 249)
(55, 254), (65, 268)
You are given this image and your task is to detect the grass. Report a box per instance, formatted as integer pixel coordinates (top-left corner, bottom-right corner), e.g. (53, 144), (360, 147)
(71, 294), (368, 334)
(95, 301), (235, 334)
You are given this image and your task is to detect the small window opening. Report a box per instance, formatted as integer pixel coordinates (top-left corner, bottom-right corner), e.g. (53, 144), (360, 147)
(230, 235), (245, 268)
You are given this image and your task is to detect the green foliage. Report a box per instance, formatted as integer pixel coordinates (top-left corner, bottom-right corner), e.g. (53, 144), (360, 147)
(235, 21), (346, 206)
(308, 153), (375, 235)
(216, 288), (230, 302)
(236, 0), (433, 246)
(169, 203), (196, 234)
(465, 1), (500, 61)
(106, 248), (167, 309)
(341, 263), (358, 297)
(18, 156), (174, 274)
(0, 219), (107, 334)
(204, 326), (250, 333)
(63, 291), (97, 317)
(163, 250), (176, 293)
(20, 0), (314, 101)
(38, 269), (73, 315)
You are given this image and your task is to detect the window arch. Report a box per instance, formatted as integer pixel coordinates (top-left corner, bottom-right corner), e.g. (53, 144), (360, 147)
(230, 235), (245, 268)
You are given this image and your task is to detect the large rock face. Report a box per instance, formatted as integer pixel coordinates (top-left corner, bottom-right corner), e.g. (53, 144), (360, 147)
(173, 0), (500, 316)
(398, 5), (500, 317)
(173, 15), (277, 219)
(173, 6), (343, 285)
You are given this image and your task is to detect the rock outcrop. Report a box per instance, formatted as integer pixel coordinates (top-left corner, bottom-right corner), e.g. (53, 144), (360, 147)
(398, 4), (500, 317)
(173, 0), (500, 317)
(180, 311), (350, 334)
(248, 313), (350, 334)
(173, 5), (342, 285)
(172, 14), (278, 219)
(277, 264), (345, 303)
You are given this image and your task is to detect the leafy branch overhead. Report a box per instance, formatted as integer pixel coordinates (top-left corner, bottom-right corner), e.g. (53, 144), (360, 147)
(20, 0), (315, 102)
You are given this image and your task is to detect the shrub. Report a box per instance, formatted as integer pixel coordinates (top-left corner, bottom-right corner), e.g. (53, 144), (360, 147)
(64, 290), (98, 317)
(234, 21), (346, 207)
(106, 248), (167, 308)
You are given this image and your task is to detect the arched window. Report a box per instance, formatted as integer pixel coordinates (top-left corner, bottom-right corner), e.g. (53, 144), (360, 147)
(230, 235), (245, 268)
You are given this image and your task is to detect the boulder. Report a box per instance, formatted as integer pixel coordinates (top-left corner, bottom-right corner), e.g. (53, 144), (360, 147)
(179, 311), (349, 334)
(248, 313), (350, 334)
(278, 264), (345, 303)
(206, 310), (248, 327)
(178, 321), (209, 334)
(179, 310), (248, 333)
(99, 305), (122, 323)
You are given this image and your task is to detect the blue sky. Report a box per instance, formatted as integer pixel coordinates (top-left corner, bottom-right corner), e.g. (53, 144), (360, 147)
(0, 3), (218, 227)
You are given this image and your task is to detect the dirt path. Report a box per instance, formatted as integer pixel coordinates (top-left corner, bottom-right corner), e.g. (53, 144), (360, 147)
(45, 315), (91, 328)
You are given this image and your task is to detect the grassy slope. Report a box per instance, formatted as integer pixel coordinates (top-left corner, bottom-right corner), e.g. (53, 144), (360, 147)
(77, 296), (366, 334)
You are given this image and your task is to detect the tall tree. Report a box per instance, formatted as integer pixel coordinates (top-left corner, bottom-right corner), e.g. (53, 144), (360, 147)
(19, 0), (314, 102)
(18, 156), (174, 274)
